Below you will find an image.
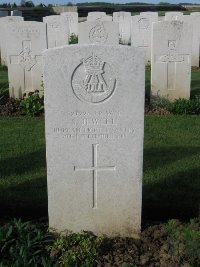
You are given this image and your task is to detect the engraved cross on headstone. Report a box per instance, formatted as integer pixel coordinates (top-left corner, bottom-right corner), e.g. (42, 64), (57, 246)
(9, 40), (42, 94)
(155, 40), (189, 90)
(74, 144), (116, 209)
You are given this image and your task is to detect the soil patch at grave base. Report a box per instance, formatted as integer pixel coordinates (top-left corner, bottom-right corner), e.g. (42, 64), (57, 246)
(145, 106), (171, 115)
(97, 223), (190, 267)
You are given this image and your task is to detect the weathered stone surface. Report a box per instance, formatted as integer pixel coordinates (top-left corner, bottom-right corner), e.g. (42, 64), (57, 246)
(43, 15), (69, 48)
(180, 14), (200, 67)
(60, 12), (78, 36)
(43, 44), (145, 238)
(165, 12), (183, 21)
(78, 21), (119, 45)
(0, 16), (24, 65)
(113, 12), (131, 45)
(131, 14), (157, 63)
(7, 21), (47, 98)
(151, 21), (192, 100)
(87, 12), (112, 22)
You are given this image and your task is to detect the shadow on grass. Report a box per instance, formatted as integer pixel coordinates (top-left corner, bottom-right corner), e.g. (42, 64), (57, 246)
(0, 148), (46, 177)
(143, 167), (200, 221)
(0, 175), (48, 220)
(143, 146), (200, 172)
(143, 146), (200, 221)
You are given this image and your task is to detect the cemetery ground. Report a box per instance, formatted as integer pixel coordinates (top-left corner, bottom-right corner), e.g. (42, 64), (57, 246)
(0, 65), (200, 266)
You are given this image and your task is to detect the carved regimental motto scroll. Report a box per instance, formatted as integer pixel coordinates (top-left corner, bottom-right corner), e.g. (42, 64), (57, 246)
(89, 22), (108, 44)
(72, 53), (116, 103)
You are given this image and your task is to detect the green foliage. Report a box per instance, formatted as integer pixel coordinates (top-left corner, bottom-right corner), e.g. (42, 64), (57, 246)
(0, 219), (54, 267)
(166, 219), (200, 267)
(20, 92), (44, 116)
(168, 96), (200, 115)
(49, 231), (102, 267)
(69, 34), (78, 44)
(150, 96), (200, 115)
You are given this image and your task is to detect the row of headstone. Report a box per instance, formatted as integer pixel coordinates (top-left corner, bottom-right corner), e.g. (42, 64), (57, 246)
(85, 11), (200, 67)
(0, 12), (197, 101)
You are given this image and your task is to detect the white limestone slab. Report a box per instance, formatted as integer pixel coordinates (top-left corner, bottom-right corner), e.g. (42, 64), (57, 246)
(11, 10), (22, 16)
(165, 12), (183, 21)
(43, 44), (145, 238)
(43, 15), (69, 48)
(7, 21), (47, 98)
(0, 11), (8, 17)
(140, 12), (158, 20)
(131, 14), (158, 63)
(0, 16), (24, 66)
(113, 12), (131, 45)
(87, 12), (112, 22)
(60, 12), (78, 36)
(78, 21), (119, 45)
(151, 21), (192, 100)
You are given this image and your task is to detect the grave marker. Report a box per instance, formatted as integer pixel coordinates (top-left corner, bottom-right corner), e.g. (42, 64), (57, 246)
(43, 44), (145, 237)
(113, 12), (131, 45)
(60, 12), (78, 37)
(43, 15), (69, 48)
(79, 21), (119, 44)
(151, 21), (192, 100)
(7, 21), (47, 98)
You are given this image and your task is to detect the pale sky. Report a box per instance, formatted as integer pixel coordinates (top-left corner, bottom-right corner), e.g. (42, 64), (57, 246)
(1, 0), (200, 6)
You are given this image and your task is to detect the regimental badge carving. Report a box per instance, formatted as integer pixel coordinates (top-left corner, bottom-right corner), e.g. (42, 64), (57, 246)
(89, 22), (108, 44)
(19, 46), (36, 71)
(158, 40), (184, 63)
(138, 18), (150, 30)
(72, 53), (116, 103)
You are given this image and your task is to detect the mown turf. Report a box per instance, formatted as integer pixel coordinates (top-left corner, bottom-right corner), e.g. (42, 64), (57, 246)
(0, 65), (8, 89)
(0, 116), (199, 221)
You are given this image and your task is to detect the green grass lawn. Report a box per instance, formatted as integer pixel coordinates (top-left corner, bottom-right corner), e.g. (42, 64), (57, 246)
(0, 116), (199, 222)
(0, 66), (8, 89)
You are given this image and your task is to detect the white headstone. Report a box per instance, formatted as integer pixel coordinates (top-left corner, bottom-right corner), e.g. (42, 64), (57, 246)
(165, 12), (183, 21)
(113, 12), (131, 45)
(87, 12), (112, 22)
(151, 21), (192, 100)
(11, 10), (22, 16)
(43, 15), (69, 48)
(78, 21), (119, 45)
(180, 14), (200, 67)
(7, 21), (47, 98)
(60, 12), (78, 37)
(0, 11), (8, 17)
(0, 16), (24, 66)
(140, 12), (158, 20)
(43, 44), (145, 237)
(131, 14), (158, 63)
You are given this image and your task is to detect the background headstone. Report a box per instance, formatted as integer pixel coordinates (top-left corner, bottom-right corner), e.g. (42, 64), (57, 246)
(87, 12), (112, 22)
(151, 21), (192, 100)
(165, 12), (183, 21)
(131, 14), (157, 63)
(113, 12), (131, 45)
(43, 15), (69, 48)
(7, 21), (47, 98)
(60, 12), (78, 37)
(43, 44), (145, 237)
(79, 21), (119, 45)
(0, 16), (24, 66)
